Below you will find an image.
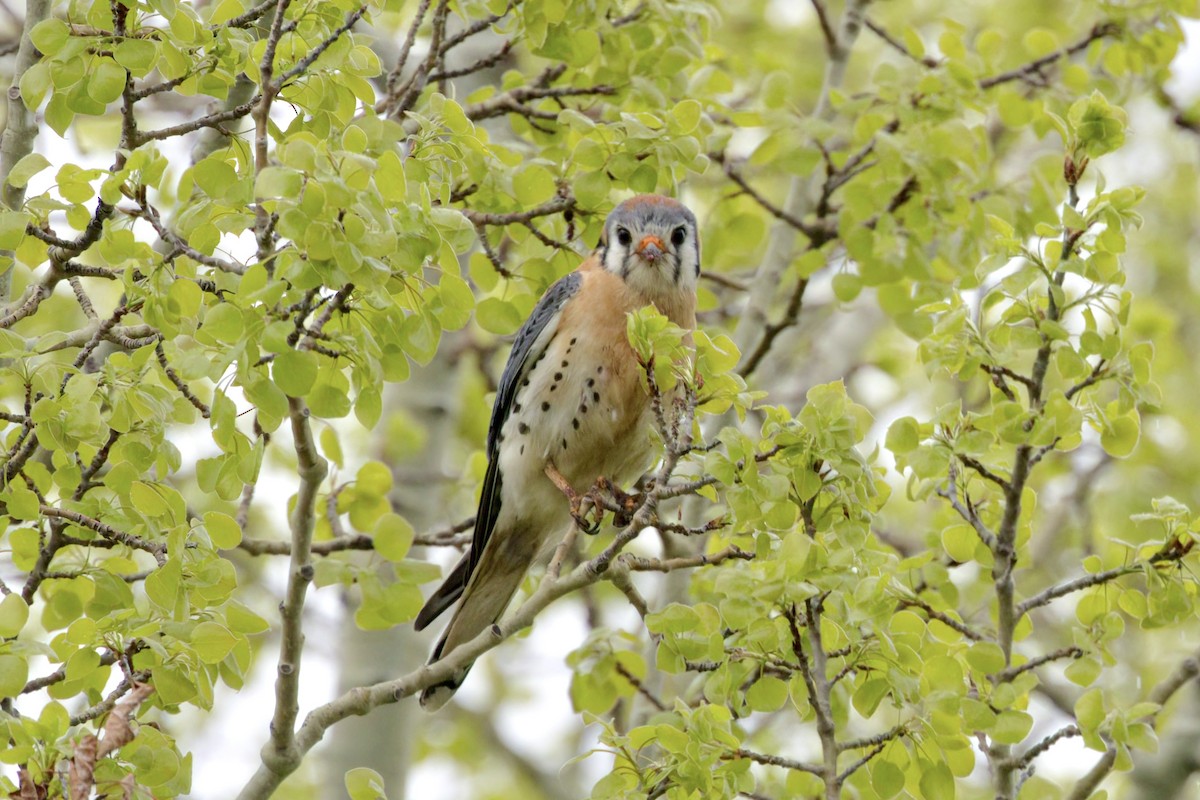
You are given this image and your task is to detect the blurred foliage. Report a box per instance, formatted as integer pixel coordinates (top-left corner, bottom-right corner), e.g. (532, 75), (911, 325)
(0, 0), (1199, 797)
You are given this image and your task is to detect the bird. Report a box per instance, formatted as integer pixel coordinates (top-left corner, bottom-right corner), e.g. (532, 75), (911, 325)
(413, 194), (701, 710)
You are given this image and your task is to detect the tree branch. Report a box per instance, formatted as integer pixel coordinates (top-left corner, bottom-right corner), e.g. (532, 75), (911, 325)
(730, 748), (823, 776)
(259, 396), (328, 782)
(1017, 541), (1187, 617)
(730, 0), (868, 374)
(0, 0), (50, 306)
(978, 22), (1121, 90)
(39, 506), (167, 562)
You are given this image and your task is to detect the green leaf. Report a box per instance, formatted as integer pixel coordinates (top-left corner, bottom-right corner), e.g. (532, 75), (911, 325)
(574, 170), (610, 207)
(886, 416), (921, 454)
(355, 387), (382, 429)
(853, 678), (890, 716)
(309, 380), (351, 419)
(513, 164), (556, 205)
(152, 663), (196, 705)
(1068, 90), (1127, 158)
(965, 642), (1006, 674)
(193, 157), (239, 200)
(130, 481), (170, 517)
(113, 39), (159, 74)
(255, 166), (303, 199)
(0, 211), (29, 250)
(345, 767), (387, 800)
(87, 58), (127, 104)
(373, 513), (414, 562)
(672, 99), (702, 133)
(7, 153), (50, 189)
(357, 462), (393, 497)
(918, 761), (955, 800)
(192, 621), (238, 664)
(475, 297), (524, 335)
(1099, 410), (1139, 457)
(273, 349), (319, 397)
(30, 18), (69, 56)
(18, 62), (51, 109)
(872, 761), (905, 798)
(320, 426), (344, 468)
(203, 303), (244, 344)
(204, 511), (242, 549)
(145, 558), (183, 614)
(1066, 655), (1102, 687)
(0, 594), (29, 638)
(941, 525), (976, 562)
(227, 601), (271, 634)
(5, 484), (39, 520)
(992, 709), (1033, 744)
(44, 93), (74, 137)
(0, 655), (28, 697)
(746, 675), (788, 712)
(1022, 28), (1058, 57)
(832, 272), (862, 302)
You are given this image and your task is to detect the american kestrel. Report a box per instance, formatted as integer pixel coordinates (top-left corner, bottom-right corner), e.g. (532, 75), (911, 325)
(414, 195), (701, 710)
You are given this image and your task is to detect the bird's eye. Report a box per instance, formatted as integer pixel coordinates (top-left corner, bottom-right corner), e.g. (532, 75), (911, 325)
(671, 226), (687, 247)
(616, 227), (632, 246)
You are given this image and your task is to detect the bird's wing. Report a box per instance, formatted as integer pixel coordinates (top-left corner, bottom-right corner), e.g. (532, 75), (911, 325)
(472, 269), (583, 573)
(413, 270), (584, 631)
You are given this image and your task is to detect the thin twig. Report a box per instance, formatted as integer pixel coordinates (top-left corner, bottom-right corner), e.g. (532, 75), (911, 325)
(996, 646), (1083, 683)
(979, 22), (1121, 89)
(898, 596), (986, 641)
(863, 17), (940, 67)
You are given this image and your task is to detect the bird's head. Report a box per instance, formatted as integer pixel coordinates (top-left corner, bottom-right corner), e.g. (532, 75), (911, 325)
(600, 195), (700, 299)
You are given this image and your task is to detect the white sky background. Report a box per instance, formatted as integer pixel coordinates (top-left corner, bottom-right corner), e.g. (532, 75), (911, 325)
(6, 7), (1200, 800)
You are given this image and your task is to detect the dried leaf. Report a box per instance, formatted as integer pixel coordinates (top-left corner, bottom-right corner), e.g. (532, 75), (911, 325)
(68, 734), (98, 800)
(119, 773), (137, 800)
(12, 766), (46, 800)
(98, 683), (154, 758)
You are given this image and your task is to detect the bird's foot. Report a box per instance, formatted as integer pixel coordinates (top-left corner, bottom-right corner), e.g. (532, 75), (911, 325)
(544, 462), (602, 535)
(593, 476), (644, 528)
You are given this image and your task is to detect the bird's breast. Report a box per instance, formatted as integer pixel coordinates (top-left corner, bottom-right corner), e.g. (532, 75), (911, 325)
(497, 279), (661, 495)
(498, 332), (652, 491)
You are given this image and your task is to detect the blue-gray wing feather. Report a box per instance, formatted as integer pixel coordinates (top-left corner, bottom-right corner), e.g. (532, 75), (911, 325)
(414, 271), (583, 630)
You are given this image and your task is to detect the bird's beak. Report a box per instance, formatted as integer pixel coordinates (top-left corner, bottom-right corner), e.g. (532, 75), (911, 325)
(636, 235), (664, 262)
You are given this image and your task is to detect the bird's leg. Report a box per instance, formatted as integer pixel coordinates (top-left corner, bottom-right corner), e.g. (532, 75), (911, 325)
(544, 462), (601, 535)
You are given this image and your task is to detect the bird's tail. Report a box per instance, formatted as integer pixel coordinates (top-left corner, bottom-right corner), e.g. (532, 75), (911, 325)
(418, 538), (530, 711)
